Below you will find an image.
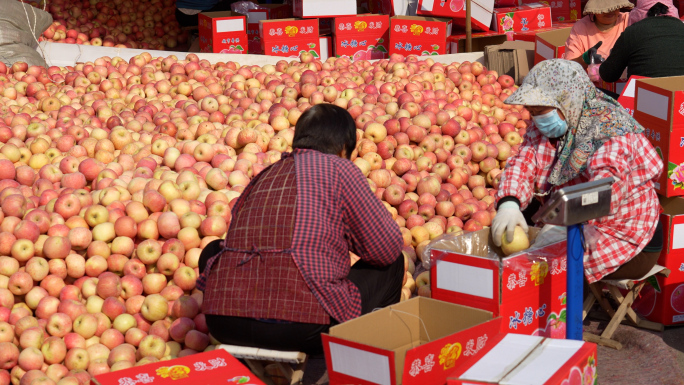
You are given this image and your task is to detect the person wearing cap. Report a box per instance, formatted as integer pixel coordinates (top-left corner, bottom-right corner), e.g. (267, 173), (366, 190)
(598, 1), (684, 82)
(564, 0), (633, 68)
(491, 60), (663, 285)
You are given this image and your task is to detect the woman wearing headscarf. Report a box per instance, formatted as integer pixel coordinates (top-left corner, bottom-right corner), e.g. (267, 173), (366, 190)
(491, 60), (663, 284)
(597, 1), (684, 82)
(564, 0), (633, 68)
(628, 0), (679, 25)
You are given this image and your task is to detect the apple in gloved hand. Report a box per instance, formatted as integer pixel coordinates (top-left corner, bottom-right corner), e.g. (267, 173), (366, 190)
(501, 226), (530, 256)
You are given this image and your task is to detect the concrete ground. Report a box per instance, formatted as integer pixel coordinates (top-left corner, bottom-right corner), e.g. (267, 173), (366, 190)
(659, 326), (684, 371)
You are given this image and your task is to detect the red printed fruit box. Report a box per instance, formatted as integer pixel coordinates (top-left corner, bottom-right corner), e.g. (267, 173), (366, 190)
(430, 228), (569, 338)
(631, 197), (684, 325)
(521, 0), (581, 22)
(322, 297), (501, 385)
(616, 75), (647, 116)
(389, 16), (452, 57)
(91, 348), (266, 385)
(534, 27), (571, 64)
(333, 14), (390, 60)
(246, 4), (292, 54)
(198, 12), (248, 53)
(447, 334), (597, 385)
(293, 0), (356, 18)
(259, 18), (320, 58)
(492, 3), (552, 35)
(417, 0), (495, 31)
(633, 76), (684, 197)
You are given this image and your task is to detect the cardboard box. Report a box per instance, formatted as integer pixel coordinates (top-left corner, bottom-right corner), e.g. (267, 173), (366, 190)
(246, 4), (292, 54)
(511, 22), (575, 42)
(198, 12), (248, 54)
(293, 0), (356, 18)
(446, 334), (598, 385)
(521, 0), (581, 22)
(417, 0), (495, 31)
(491, 3), (552, 35)
(616, 75), (647, 116)
(259, 18), (320, 58)
(631, 197), (684, 325)
(366, 0), (418, 16)
(430, 228), (569, 337)
(534, 27), (571, 64)
(333, 14), (390, 60)
(447, 30), (509, 53)
(633, 76), (684, 197)
(389, 16), (453, 56)
(91, 349), (266, 385)
(322, 297), (501, 385)
(484, 40), (535, 84)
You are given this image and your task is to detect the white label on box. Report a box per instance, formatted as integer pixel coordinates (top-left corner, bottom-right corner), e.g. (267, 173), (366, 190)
(461, 334), (543, 382)
(247, 11), (268, 25)
(502, 339), (584, 385)
(623, 78), (638, 98)
(435, 260), (494, 299)
(672, 224), (684, 250)
(216, 19), (243, 33)
(329, 342), (391, 385)
(636, 88), (670, 121)
(394, 0), (410, 16)
(536, 41), (555, 61)
(420, 0), (435, 12)
(319, 37), (329, 61)
(673, 314), (684, 323)
(581, 191), (598, 206)
(302, 0), (356, 16)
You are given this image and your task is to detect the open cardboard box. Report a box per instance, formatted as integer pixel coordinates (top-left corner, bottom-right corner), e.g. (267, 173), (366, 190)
(322, 297), (501, 385)
(484, 40), (535, 85)
(430, 227), (569, 337)
(446, 334), (597, 385)
(616, 75), (647, 116)
(447, 31), (508, 54)
(633, 76), (684, 197)
(534, 27), (571, 64)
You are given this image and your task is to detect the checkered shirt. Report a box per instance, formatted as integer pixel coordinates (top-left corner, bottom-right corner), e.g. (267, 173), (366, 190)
(198, 148), (403, 323)
(496, 128), (663, 283)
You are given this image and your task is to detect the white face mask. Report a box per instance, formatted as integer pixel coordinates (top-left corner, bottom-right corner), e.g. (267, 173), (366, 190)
(532, 110), (568, 138)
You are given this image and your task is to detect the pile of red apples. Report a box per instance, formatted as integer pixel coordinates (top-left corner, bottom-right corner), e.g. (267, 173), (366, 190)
(36, 0), (188, 50)
(0, 51), (527, 384)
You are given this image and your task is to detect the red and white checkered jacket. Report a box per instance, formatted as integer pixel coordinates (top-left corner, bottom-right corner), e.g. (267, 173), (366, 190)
(496, 128), (663, 283)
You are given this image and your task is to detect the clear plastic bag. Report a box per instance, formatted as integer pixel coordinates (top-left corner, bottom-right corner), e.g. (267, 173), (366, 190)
(231, 1), (265, 15)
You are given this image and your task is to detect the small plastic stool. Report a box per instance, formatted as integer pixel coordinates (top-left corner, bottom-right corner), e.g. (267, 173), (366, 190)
(582, 265), (670, 350)
(218, 344), (309, 385)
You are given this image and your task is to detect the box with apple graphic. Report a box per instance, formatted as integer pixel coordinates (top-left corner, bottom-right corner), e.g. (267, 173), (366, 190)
(198, 12), (248, 54)
(534, 27), (571, 64)
(446, 334), (598, 385)
(259, 18), (320, 58)
(429, 228), (569, 337)
(322, 297), (501, 385)
(417, 0), (495, 32)
(491, 3), (552, 35)
(630, 197), (684, 326)
(521, 0), (581, 23)
(633, 76), (684, 197)
(90, 348), (266, 385)
(246, 4), (292, 54)
(389, 16), (453, 57)
(333, 14), (390, 60)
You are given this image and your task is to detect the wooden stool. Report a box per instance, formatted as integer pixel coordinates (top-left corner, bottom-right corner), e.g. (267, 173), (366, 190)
(218, 344), (309, 385)
(582, 265), (670, 350)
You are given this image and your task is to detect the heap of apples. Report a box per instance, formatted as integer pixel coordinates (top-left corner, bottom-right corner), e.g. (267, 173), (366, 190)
(0, 50), (527, 384)
(36, 0), (188, 50)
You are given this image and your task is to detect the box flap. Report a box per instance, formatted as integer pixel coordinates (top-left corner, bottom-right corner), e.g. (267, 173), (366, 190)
(501, 338), (586, 384)
(459, 334), (543, 382)
(500, 41), (535, 50)
(392, 15), (452, 23)
(660, 196), (684, 216)
(637, 76), (684, 93)
(536, 28), (571, 46)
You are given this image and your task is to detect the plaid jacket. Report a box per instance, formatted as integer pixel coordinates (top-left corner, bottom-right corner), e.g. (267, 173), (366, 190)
(497, 129), (663, 283)
(199, 149), (403, 323)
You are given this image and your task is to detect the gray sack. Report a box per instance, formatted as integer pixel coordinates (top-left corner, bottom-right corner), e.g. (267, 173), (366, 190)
(0, 0), (53, 68)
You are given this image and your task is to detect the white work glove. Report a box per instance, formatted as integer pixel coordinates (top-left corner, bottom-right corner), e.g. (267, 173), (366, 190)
(492, 201), (529, 247)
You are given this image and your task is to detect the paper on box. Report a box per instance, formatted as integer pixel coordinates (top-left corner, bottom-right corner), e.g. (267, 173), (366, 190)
(430, 228), (569, 337)
(322, 297), (501, 385)
(293, 0), (356, 18)
(90, 349), (266, 385)
(447, 334), (598, 385)
(633, 76), (684, 196)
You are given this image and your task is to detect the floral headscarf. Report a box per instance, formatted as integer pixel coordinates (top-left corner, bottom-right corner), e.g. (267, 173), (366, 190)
(504, 59), (644, 186)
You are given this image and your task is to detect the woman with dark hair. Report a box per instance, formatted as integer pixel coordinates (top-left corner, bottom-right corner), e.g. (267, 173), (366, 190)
(196, 104), (404, 355)
(598, 1), (684, 82)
